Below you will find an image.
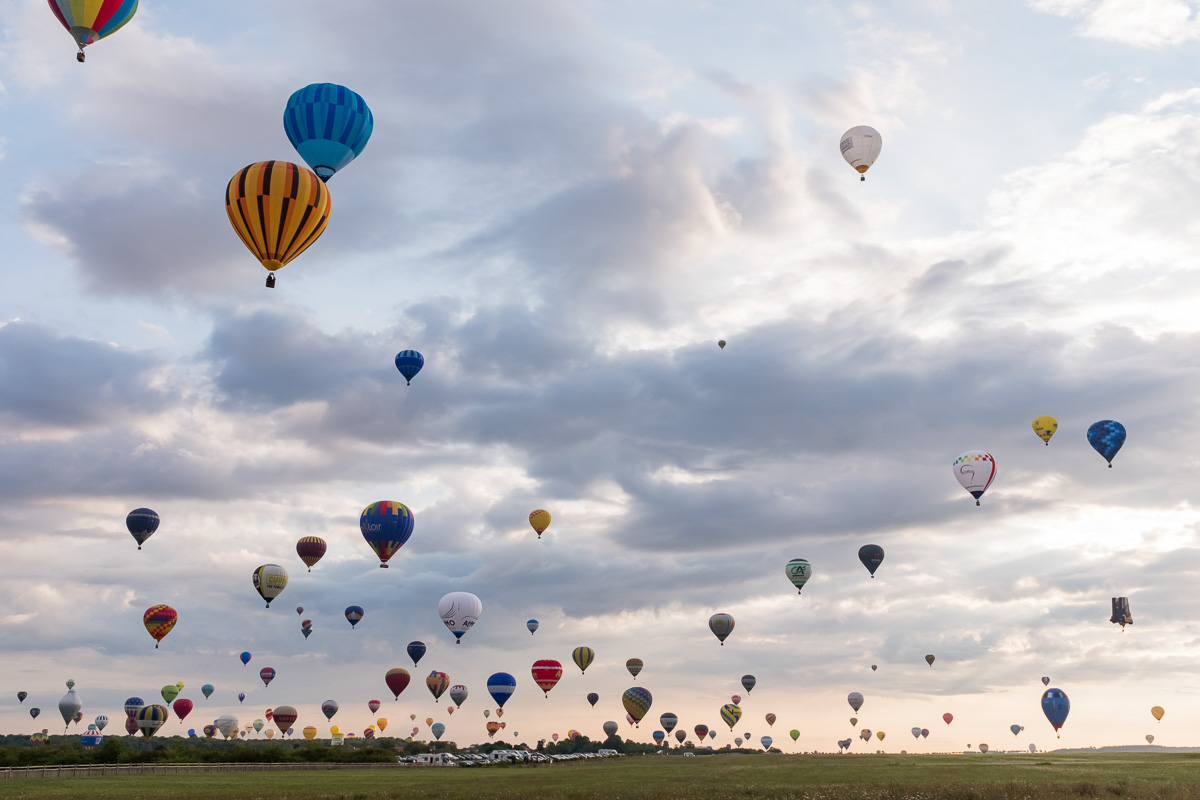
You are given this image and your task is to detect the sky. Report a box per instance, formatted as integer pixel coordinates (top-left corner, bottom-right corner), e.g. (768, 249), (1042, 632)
(3, 0), (1200, 753)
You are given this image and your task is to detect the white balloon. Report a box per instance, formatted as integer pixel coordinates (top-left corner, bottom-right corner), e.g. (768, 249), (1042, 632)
(438, 591), (482, 643)
(847, 692), (864, 712)
(215, 714), (239, 739)
(953, 450), (996, 505)
(58, 689), (81, 728)
(839, 125), (882, 180)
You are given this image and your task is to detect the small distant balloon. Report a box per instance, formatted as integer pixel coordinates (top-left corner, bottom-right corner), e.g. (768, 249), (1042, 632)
(1041, 677), (1050, 686)
(251, 564), (288, 608)
(295, 537), (327, 572)
(407, 641), (427, 666)
(718, 340), (726, 349)
(201, 684), (214, 699)
(709, 613), (735, 644)
(1087, 420), (1126, 467)
(943, 713), (953, 725)
(741, 675), (756, 693)
(394, 350), (424, 386)
(259, 668), (275, 687)
(871, 665), (877, 671)
(240, 652), (251, 666)
(1151, 706), (1165, 722)
(626, 658), (644, 678)
(345, 605), (364, 628)
(839, 125), (882, 180)
(1032, 416), (1058, 445)
(586, 692), (599, 707)
(126, 508), (160, 550)
(953, 450), (996, 505)
(925, 654), (935, 667)
(143, 605), (177, 649)
(858, 545), (884, 578)
(526, 619), (539, 635)
(529, 509), (551, 539)
(573, 646), (595, 674)
(785, 559), (812, 594)
(848, 692), (864, 713)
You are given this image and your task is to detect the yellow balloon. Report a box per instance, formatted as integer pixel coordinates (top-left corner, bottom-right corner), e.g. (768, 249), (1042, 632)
(876, 731), (886, 741)
(175, 681), (184, 689)
(529, 509), (551, 538)
(377, 718), (388, 731)
(1151, 706), (1165, 721)
(302, 726), (317, 741)
(410, 714), (417, 721)
(225, 161), (332, 285)
(329, 725), (340, 735)
(1032, 415), (1058, 445)
(425, 717), (434, 727)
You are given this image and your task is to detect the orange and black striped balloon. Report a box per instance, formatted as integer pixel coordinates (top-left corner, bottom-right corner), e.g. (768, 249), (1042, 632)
(225, 160), (331, 274)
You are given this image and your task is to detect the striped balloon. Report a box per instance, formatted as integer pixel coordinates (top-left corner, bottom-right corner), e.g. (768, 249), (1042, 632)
(47, 0), (138, 58)
(295, 537), (326, 571)
(125, 508), (159, 549)
(142, 605), (177, 649)
(283, 84), (374, 181)
(720, 703), (742, 730)
(225, 161), (331, 284)
(572, 646), (594, 674)
(135, 705), (168, 739)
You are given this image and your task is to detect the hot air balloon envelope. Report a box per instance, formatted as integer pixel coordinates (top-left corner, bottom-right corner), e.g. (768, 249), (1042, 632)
(1087, 420), (1126, 466)
(360, 501), (414, 567)
(284, 83), (374, 181)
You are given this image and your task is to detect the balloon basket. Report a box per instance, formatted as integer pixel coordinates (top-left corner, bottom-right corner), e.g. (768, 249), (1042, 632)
(380, 564), (388, 568)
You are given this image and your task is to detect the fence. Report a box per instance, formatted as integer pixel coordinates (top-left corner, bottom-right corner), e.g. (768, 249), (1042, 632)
(0, 761), (402, 780)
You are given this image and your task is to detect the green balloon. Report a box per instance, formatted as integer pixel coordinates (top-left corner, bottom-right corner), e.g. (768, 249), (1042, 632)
(789, 729), (800, 741)
(160, 685), (180, 704)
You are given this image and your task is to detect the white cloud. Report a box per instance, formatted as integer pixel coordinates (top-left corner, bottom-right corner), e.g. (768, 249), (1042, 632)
(1030, 0), (1200, 48)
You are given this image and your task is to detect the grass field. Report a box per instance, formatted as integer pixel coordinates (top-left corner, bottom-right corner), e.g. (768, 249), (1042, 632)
(3, 752), (1200, 799)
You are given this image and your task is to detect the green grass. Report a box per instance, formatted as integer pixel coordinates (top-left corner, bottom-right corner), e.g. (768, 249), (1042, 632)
(3, 753), (1200, 799)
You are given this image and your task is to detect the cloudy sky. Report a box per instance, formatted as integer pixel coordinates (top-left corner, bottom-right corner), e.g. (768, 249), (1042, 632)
(4, 0), (1200, 752)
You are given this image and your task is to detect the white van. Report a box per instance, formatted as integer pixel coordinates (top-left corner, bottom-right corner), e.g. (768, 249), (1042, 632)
(414, 753), (459, 766)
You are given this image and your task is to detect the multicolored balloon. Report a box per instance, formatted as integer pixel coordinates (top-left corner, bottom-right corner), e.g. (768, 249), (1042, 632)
(295, 537), (327, 572)
(694, 724), (709, 740)
(385, 668), (411, 700)
(526, 619), (539, 635)
(1087, 420), (1126, 467)
(321, 700), (339, 720)
(848, 692), (864, 712)
(225, 161), (331, 287)
(1041, 688), (1070, 737)
(135, 705), (168, 740)
(622, 687), (652, 727)
(626, 658), (644, 678)
(143, 605), (177, 649)
(251, 564), (288, 607)
(785, 559), (812, 593)
(126, 508), (159, 550)
(283, 83), (374, 182)
(720, 704), (742, 730)
(272, 705), (298, 733)
(450, 684), (469, 708)
(259, 667), (275, 687)
(394, 350), (424, 385)
(953, 450), (996, 505)
(368, 700), (381, 714)
(426, 671), (450, 702)
(344, 605), (364, 629)
(660, 713), (677, 734)
(765, 713), (776, 727)
(359, 501), (414, 568)
(573, 646), (595, 674)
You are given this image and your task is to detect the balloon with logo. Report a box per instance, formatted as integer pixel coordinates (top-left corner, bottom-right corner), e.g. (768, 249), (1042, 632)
(215, 714), (238, 739)
(450, 684), (468, 708)
(709, 613), (735, 644)
(426, 671), (449, 702)
(848, 693), (864, 713)
(360, 501), (415, 568)
(953, 450), (996, 505)
(626, 658), (644, 678)
(394, 350), (424, 385)
(295, 537), (326, 572)
(438, 591), (482, 643)
(659, 713), (678, 734)
(785, 558), (813, 593)
(721, 704), (742, 730)
(487, 672), (516, 707)
(858, 545), (884, 578)
(1087, 420), (1126, 467)
(622, 687), (652, 727)
(1032, 416), (1058, 445)
(204, 724), (217, 738)
(225, 161), (331, 287)
(143, 605), (177, 649)
(160, 685), (179, 704)
(251, 564), (288, 607)
(321, 700), (338, 720)
(385, 668), (410, 700)
(1041, 688), (1070, 737)
(839, 125), (882, 180)
(302, 726), (317, 741)
(125, 508), (159, 550)
(260, 668), (275, 687)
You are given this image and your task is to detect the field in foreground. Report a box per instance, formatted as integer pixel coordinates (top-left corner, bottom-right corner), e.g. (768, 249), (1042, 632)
(3, 752), (1200, 800)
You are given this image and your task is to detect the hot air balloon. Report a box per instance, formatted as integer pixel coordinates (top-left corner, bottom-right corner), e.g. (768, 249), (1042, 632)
(526, 619), (539, 635)
(572, 646), (595, 674)
(626, 658), (644, 678)
(1041, 689), (1070, 737)
(391, 350), (426, 386)
(259, 667), (275, 687)
(203, 724), (217, 738)
(368, 700), (381, 714)
(359, 501), (414, 568)
(215, 714), (238, 739)
(1111, 597), (1133, 629)
(1032, 416), (1058, 445)
(487, 673), (516, 707)
(785, 558), (812, 594)
(385, 668), (410, 700)
(848, 693), (864, 713)
(653, 730), (665, 746)
(858, 545), (884, 578)
(450, 684), (468, 708)
(761, 736), (773, 750)
(587, 692), (599, 707)
(407, 641), (427, 666)
(741, 675), (756, 693)
(526, 508), (554, 540)
(143, 605), (177, 649)
(431, 722), (445, 740)
(720, 704), (742, 730)
(225, 161), (331, 287)
(160, 685), (179, 704)
(321, 700), (338, 720)
(718, 340), (726, 349)
(660, 713), (677, 734)
(253, 719), (264, 733)
(1146, 735), (1155, 744)
(1087, 420), (1126, 467)
(283, 83), (373, 182)
(301, 619), (313, 639)
(439, 591), (482, 643)
(979, 743), (988, 753)
(674, 730), (686, 743)
(47, 0), (138, 62)
(201, 684), (214, 699)
(295, 537), (326, 571)
(925, 654), (935, 667)
(95, 715), (108, 731)
(447, 707), (455, 716)
(29, 708), (40, 719)
(735, 737), (743, 747)
(123, 697), (143, 717)
(943, 713), (953, 725)
(731, 695), (741, 705)
(709, 613), (735, 644)
(125, 508), (159, 549)
(238, 692), (246, 703)
(483, 710), (489, 719)
(877, 731), (887, 742)
(603, 720), (619, 737)
(1008, 724), (1021, 736)
(240, 651), (251, 666)
(1041, 677), (1050, 686)
(1151, 706), (1165, 721)
(486, 721), (501, 738)
(272, 705), (297, 733)
(426, 671), (450, 702)
(622, 687), (652, 727)
(839, 126), (882, 181)
(377, 717), (388, 731)
(765, 713), (777, 727)
(172, 699), (192, 723)
(344, 605), (364, 629)
(953, 450), (996, 505)
(302, 726), (317, 741)
(136, 705), (167, 739)
(16, 692), (26, 703)
(695, 724), (709, 740)
(58, 689), (81, 732)
(251, 564), (288, 607)
(531, 660), (562, 697)
(871, 665), (877, 671)
(850, 718), (858, 726)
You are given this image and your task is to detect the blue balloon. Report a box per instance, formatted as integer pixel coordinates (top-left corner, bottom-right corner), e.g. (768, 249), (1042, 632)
(407, 641), (426, 666)
(487, 672), (517, 708)
(345, 605), (365, 628)
(283, 83), (373, 181)
(187, 729), (196, 738)
(526, 619), (538, 635)
(237, 692), (245, 703)
(1087, 420), (1126, 467)
(240, 651), (251, 665)
(126, 508), (159, 549)
(1041, 688), (1070, 736)
(394, 350), (424, 385)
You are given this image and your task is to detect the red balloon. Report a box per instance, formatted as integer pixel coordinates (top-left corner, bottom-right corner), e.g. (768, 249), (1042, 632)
(943, 713), (953, 725)
(172, 699), (193, 722)
(695, 724), (709, 740)
(385, 668), (411, 700)
(531, 659), (563, 697)
(368, 700), (381, 714)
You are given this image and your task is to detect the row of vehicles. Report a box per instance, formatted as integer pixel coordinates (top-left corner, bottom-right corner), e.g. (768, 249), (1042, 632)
(399, 750), (622, 766)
